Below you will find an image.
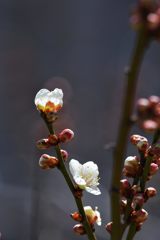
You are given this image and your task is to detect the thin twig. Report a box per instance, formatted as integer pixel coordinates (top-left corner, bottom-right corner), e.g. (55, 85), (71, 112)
(111, 28), (150, 240)
(126, 129), (160, 239)
(45, 121), (97, 240)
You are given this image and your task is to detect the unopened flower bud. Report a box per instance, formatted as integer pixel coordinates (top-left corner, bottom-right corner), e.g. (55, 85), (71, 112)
(148, 95), (160, 107)
(147, 13), (160, 30)
(71, 212), (82, 222)
(84, 206), (101, 226)
(123, 156), (140, 177)
(130, 134), (149, 152)
(48, 134), (59, 145)
(137, 98), (150, 113)
(144, 187), (157, 200)
(142, 120), (158, 132)
(131, 209), (148, 224)
(39, 154), (59, 169)
(120, 199), (127, 213)
(35, 88), (63, 114)
(73, 224), (86, 235)
(105, 222), (113, 234)
(131, 185), (141, 195)
(36, 139), (51, 150)
(154, 157), (160, 166)
(132, 194), (144, 208)
(154, 102), (160, 117)
(120, 179), (131, 198)
(60, 149), (69, 161)
(59, 129), (74, 143)
(150, 163), (159, 175)
(148, 144), (160, 158)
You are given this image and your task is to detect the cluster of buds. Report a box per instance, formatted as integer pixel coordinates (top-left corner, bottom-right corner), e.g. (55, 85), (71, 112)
(123, 134), (160, 179)
(37, 130), (71, 169)
(136, 96), (160, 132)
(35, 88), (75, 169)
(36, 128), (74, 169)
(130, 0), (160, 40)
(106, 133), (159, 234)
(71, 206), (101, 235)
(36, 129), (74, 150)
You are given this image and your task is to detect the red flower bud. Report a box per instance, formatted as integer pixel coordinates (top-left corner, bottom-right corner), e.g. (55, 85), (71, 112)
(147, 13), (160, 30)
(73, 224), (86, 235)
(148, 95), (160, 107)
(131, 185), (141, 196)
(120, 179), (131, 198)
(150, 163), (159, 176)
(132, 194), (144, 208)
(142, 120), (158, 132)
(120, 199), (127, 214)
(48, 134), (59, 145)
(144, 187), (157, 200)
(130, 134), (149, 152)
(60, 149), (69, 161)
(36, 139), (51, 150)
(154, 102), (160, 117)
(71, 212), (82, 222)
(131, 209), (148, 224)
(105, 222), (113, 234)
(39, 154), (59, 169)
(137, 98), (150, 113)
(59, 129), (74, 143)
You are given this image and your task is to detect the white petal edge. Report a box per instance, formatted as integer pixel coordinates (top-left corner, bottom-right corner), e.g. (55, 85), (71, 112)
(69, 159), (82, 177)
(85, 186), (101, 195)
(34, 89), (50, 106)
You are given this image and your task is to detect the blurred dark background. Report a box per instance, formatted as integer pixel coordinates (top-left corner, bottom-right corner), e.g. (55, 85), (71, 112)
(1, 0), (160, 239)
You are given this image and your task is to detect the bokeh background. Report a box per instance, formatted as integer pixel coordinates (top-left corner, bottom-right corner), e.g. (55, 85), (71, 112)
(1, 0), (160, 239)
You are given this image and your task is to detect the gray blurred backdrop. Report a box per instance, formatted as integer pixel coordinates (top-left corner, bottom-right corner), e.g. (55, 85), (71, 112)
(1, 0), (160, 239)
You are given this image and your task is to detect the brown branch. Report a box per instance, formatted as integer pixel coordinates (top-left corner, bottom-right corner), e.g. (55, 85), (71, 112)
(111, 28), (150, 240)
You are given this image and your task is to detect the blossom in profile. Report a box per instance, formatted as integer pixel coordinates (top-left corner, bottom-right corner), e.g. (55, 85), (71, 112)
(69, 159), (101, 195)
(34, 88), (63, 113)
(84, 206), (101, 226)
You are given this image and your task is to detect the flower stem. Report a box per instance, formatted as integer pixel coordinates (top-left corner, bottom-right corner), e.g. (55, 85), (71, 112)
(111, 28), (150, 240)
(45, 121), (97, 240)
(126, 223), (136, 240)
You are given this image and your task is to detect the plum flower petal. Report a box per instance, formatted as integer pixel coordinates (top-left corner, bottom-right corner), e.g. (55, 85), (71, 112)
(35, 88), (63, 113)
(69, 159), (101, 195)
(85, 186), (101, 195)
(69, 159), (82, 176)
(84, 206), (101, 226)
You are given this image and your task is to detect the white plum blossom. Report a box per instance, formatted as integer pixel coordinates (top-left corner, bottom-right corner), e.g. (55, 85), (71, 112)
(69, 159), (101, 195)
(34, 88), (63, 113)
(84, 206), (101, 226)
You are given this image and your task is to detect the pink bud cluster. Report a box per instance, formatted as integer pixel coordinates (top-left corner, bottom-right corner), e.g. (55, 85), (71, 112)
(106, 133), (159, 234)
(130, 1), (160, 41)
(123, 134), (160, 179)
(136, 96), (160, 132)
(36, 129), (74, 169)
